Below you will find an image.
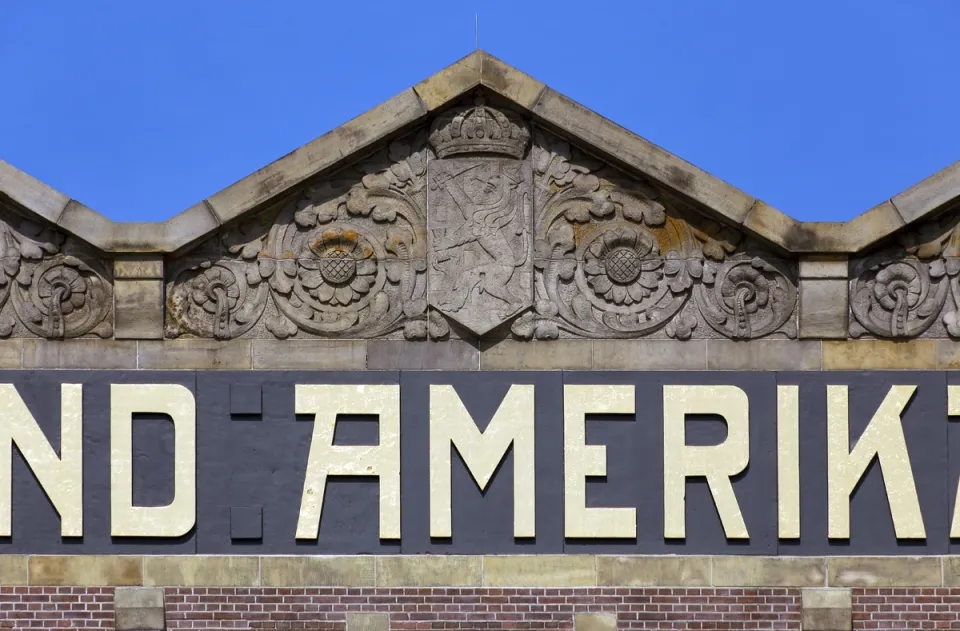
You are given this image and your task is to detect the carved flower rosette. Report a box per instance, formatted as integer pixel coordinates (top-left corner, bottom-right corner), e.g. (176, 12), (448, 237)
(512, 129), (797, 340)
(0, 212), (113, 339)
(167, 131), (431, 339)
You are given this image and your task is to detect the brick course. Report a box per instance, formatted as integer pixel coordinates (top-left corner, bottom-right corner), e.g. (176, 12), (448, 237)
(0, 586), (115, 630)
(853, 588), (960, 630)
(162, 587), (802, 631)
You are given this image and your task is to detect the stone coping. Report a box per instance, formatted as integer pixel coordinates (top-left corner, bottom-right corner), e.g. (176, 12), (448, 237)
(1, 338), (959, 371)
(3, 554), (960, 588)
(1, 50), (958, 256)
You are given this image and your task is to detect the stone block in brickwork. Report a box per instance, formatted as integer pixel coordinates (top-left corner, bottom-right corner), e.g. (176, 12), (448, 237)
(115, 587), (165, 631)
(260, 556), (374, 586)
(801, 588), (851, 631)
(29, 555), (142, 586)
(827, 556), (941, 587)
(574, 613), (617, 631)
(483, 555), (596, 586)
(142, 555), (259, 586)
(712, 556), (825, 587)
(376, 556), (481, 586)
(596, 556), (709, 586)
(347, 613), (390, 631)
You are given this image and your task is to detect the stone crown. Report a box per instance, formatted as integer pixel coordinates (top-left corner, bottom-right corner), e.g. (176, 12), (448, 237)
(429, 96), (530, 159)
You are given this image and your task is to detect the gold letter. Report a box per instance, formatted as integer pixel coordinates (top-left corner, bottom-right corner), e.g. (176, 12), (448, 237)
(778, 385), (800, 539)
(430, 384), (535, 538)
(0, 384), (82, 537)
(296, 384), (400, 540)
(950, 385), (960, 537)
(563, 385), (635, 538)
(663, 385), (750, 539)
(111, 384), (196, 537)
(827, 385), (924, 539)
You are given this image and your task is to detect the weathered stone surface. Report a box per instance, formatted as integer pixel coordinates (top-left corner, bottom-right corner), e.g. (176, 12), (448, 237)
(367, 340), (477, 370)
(29, 555), (142, 586)
(114, 280), (164, 339)
(712, 556), (825, 587)
(376, 556), (481, 586)
(480, 339), (592, 370)
(822, 340), (937, 369)
(801, 588), (852, 631)
(593, 340), (706, 370)
(138, 339), (252, 369)
(114, 257), (164, 279)
(827, 557), (941, 587)
(799, 257), (848, 279)
(0, 339), (23, 368)
(936, 340), (960, 368)
(413, 51), (481, 111)
(574, 613), (617, 631)
(480, 52), (546, 111)
(707, 340), (820, 370)
(0, 160), (69, 224)
(596, 556), (709, 586)
(799, 279), (848, 339)
(892, 160), (960, 224)
(260, 556), (375, 587)
(251, 339), (366, 369)
(346, 613), (389, 631)
(142, 556), (259, 586)
(483, 555), (595, 586)
(0, 555), (28, 585)
(115, 587), (165, 631)
(840, 201), (906, 252)
(742, 200), (802, 252)
(22, 339), (137, 369)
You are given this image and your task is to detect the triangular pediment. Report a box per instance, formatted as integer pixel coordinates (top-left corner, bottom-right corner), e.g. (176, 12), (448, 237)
(1, 50), (959, 343)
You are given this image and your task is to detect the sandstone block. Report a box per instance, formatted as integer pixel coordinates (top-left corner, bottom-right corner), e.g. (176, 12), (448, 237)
(799, 257), (848, 279)
(891, 160), (960, 224)
(0, 159), (70, 224)
(367, 339), (478, 370)
(138, 339), (252, 369)
(114, 257), (164, 279)
(574, 613), (616, 631)
(0, 339), (23, 368)
(0, 555), (28, 585)
(347, 612), (389, 631)
(261, 556), (374, 587)
(596, 556), (709, 586)
(593, 340), (706, 370)
(827, 556), (940, 587)
(707, 340), (821, 370)
(801, 588), (852, 631)
(712, 556), (825, 587)
(114, 279), (164, 339)
(480, 339), (591, 370)
(414, 51), (481, 111)
(483, 555), (595, 587)
(252, 339), (366, 369)
(29, 555), (142, 586)
(822, 340), (936, 370)
(376, 555), (481, 586)
(480, 52), (545, 110)
(142, 555), (259, 586)
(22, 339), (137, 369)
(115, 587), (165, 631)
(799, 279), (848, 339)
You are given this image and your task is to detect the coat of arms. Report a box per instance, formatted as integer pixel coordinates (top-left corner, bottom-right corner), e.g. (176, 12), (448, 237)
(427, 97), (533, 336)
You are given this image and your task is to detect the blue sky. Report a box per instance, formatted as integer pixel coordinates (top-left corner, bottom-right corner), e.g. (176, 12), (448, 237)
(1, 1), (957, 223)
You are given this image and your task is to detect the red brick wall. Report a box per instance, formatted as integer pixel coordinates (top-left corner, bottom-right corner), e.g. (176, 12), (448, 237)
(853, 588), (960, 630)
(0, 586), (115, 630)
(163, 587), (802, 631)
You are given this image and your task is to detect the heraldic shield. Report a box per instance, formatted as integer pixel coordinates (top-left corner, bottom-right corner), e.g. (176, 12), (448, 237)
(427, 97), (533, 337)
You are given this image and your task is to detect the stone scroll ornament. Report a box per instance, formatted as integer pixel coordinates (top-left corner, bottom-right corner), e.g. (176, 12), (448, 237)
(511, 129), (797, 340)
(850, 215), (960, 338)
(167, 130), (442, 340)
(0, 209), (113, 338)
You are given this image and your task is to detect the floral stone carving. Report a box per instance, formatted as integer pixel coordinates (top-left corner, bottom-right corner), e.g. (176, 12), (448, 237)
(167, 129), (433, 340)
(0, 205), (113, 338)
(511, 128), (797, 340)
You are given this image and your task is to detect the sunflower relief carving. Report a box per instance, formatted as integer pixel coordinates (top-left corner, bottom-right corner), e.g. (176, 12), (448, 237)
(167, 130), (434, 340)
(511, 128), (797, 340)
(0, 205), (113, 338)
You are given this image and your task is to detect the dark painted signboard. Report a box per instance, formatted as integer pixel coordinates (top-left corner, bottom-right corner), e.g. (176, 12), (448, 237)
(1, 370), (958, 555)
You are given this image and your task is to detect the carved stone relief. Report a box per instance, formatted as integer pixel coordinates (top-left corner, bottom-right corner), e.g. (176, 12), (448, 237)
(165, 94), (798, 341)
(850, 211), (960, 339)
(0, 203), (113, 338)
